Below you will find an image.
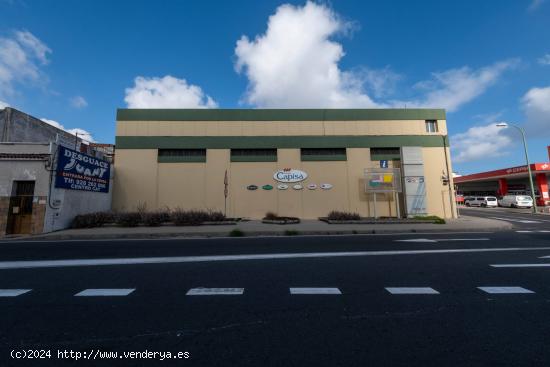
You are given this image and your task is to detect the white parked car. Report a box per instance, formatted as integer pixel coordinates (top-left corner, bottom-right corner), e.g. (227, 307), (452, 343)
(498, 195), (533, 208)
(464, 196), (498, 207)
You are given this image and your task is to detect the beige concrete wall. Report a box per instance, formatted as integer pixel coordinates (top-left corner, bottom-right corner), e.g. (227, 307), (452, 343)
(117, 120), (448, 137)
(113, 147), (422, 219)
(112, 149), (158, 211)
(113, 118), (455, 218)
(422, 146), (456, 218)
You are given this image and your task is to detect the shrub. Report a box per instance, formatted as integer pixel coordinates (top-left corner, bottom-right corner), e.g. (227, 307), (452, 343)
(141, 211), (166, 226)
(206, 209), (226, 222)
(264, 212), (278, 220)
(327, 211), (361, 221)
(71, 211), (114, 228)
(171, 209), (225, 226)
(229, 229), (245, 237)
(413, 215), (446, 224)
(116, 212), (142, 227)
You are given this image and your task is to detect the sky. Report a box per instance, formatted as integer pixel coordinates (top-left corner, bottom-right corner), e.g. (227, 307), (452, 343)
(0, 0), (549, 174)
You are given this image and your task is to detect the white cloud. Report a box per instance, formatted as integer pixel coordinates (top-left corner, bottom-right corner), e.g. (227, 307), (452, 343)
(70, 95), (88, 108)
(40, 118), (94, 142)
(451, 123), (513, 163)
(0, 30), (50, 104)
(392, 60), (518, 112)
(124, 75), (217, 108)
(528, 0), (545, 11)
(0, 100), (9, 109)
(522, 86), (550, 136)
(538, 54), (550, 65)
(234, 1), (379, 108)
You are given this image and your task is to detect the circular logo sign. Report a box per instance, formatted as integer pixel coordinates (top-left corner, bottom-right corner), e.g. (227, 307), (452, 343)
(262, 184), (274, 190)
(320, 183), (333, 190)
(273, 169), (308, 183)
(247, 185), (258, 190)
(307, 184), (317, 190)
(277, 184), (288, 190)
(292, 184), (303, 190)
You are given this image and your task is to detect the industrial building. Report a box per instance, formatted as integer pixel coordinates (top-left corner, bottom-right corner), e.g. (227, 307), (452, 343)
(114, 109), (457, 219)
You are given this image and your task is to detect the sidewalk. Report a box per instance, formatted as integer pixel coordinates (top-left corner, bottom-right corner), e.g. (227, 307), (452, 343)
(6, 215), (512, 241)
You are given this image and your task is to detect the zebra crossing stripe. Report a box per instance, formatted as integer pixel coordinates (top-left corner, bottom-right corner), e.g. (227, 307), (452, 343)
(477, 286), (534, 294)
(0, 289), (31, 297)
(75, 288), (135, 296)
(186, 288), (244, 295)
(289, 287), (342, 295)
(385, 287), (439, 294)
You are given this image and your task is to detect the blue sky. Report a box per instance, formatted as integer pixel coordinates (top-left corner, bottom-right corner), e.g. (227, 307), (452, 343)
(0, 0), (549, 174)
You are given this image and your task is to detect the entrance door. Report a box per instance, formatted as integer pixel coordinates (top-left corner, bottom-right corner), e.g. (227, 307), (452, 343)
(6, 181), (36, 235)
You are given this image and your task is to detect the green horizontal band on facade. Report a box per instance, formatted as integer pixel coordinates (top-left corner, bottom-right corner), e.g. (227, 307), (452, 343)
(157, 156), (206, 163)
(116, 108), (446, 122)
(301, 155), (347, 161)
(117, 135), (449, 149)
(230, 156), (277, 162)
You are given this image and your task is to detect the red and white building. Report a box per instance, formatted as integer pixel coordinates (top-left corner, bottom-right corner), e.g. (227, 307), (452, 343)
(454, 146), (550, 206)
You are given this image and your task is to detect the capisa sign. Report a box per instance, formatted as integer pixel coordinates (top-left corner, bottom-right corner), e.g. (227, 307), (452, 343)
(273, 169), (308, 183)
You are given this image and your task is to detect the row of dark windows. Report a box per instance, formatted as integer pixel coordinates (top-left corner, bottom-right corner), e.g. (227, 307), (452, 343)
(158, 148), (402, 159)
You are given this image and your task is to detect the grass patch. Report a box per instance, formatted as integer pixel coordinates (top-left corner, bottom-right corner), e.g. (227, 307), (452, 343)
(229, 229), (245, 237)
(413, 215), (446, 224)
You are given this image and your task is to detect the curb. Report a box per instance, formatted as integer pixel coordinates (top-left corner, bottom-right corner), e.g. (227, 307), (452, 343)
(2, 224), (513, 242)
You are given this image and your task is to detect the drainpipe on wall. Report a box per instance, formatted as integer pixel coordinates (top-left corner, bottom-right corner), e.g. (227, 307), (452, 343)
(442, 135), (456, 218)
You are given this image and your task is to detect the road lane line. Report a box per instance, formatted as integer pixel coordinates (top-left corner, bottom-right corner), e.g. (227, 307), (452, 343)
(516, 231), (533, 233)
(75, 289), (135, 296)
(290, 287), (341, 295)
(396, 238), (489, 242)
(186, 288), (244, 295)
(3, 247), (550, 270)
(491, 263), (550, 268)
(478, 287), (534, 294)
(385, 287), (439, 294)
(0, 289), (31, 297)
(489, 217), (542, 224)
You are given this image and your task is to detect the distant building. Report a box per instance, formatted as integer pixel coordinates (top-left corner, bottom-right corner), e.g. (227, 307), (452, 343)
(0, 108), (112, 237)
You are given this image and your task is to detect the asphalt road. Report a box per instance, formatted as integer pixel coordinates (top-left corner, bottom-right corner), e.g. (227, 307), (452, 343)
(1, 228), (550, 366)
(459, 206), (550, 231)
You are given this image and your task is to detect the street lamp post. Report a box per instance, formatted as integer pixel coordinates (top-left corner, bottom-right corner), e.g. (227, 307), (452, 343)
(496, 122), (538, 214)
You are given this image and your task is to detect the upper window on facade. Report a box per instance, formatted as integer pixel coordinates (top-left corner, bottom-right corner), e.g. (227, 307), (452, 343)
(301, 148), (347, 161)
(230, 149), (277, 162)
(157, 149), (206, 162)
(425, 120), (438, 133)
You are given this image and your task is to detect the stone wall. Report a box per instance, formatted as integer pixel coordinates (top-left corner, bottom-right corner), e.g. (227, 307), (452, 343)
(0, 196), (9, 237)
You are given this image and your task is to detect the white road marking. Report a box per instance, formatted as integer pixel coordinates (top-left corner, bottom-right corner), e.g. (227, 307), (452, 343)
(385, 287), (439, 294)
(489, 217), (542, 224)
(186, 288), (244, 295)
(75, 288), (135, 296)
(289, 287), (341, 295)
(491, 263), (550, 268)
(395, 238), (489, 243)
(478, 286), (534, 294)
(0, 289), (31, 297)
(2, 247), (550, 270)
(516, 231), (533, 233)
(539, 230), (550, 233)
(0, 232), (497, 244)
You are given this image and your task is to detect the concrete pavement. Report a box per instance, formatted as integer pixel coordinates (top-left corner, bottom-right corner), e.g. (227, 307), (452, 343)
(3, 215), (512, 242)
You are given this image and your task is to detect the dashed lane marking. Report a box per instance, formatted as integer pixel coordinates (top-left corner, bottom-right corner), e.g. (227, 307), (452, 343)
(0, 289), (31, 297)
(289, 287), (342, 295)
(385, 287), (439, 294)
(186, 288), (244, 295)
(75, 288), (135, 296)
(478, 286), (534, 294)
